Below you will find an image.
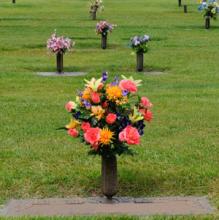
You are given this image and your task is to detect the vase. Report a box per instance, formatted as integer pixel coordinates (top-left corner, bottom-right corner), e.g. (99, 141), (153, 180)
(91, 11), (97, 20)
(91, 6), (98, 20)
(205, 16), (210, 29)
(184, 5), (187, 13)
(101, 34), (107, 49)
(56, 52), (63, 74)
(101, 155), (117, 199)
(136, 52), (144, 72)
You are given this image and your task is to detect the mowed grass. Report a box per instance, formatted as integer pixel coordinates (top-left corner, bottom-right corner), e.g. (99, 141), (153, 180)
(0, 216), (218, 220)
(0, 0), (219, 219)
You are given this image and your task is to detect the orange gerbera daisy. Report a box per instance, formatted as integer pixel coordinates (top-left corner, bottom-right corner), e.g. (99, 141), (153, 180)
(82, 87), (92, 100)
(100, 128), (114, 145)
(106, 85), (122, 101)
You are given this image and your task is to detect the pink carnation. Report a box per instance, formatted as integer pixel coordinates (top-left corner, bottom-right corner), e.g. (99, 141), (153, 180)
(65, 101), (76, 112)
(119, 80), (137, 93)
(68, 128), (79, 137)
(106, 113), (117, 124)
(144, 110), (153, 122)
(91, 92), (100, 104)
(140, 97), (152, 108)
(119, 125), (140, 145)
(81, 122), (91, 132)
(139, 109), (153, 122)
(84, 127), (101, 150)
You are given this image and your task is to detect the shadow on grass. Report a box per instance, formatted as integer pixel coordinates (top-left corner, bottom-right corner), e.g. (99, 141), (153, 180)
(121, 37), (167, 42)
(117, 65), (170, 74)
(83, 168), (175, 197)
(71, 36), (98, 40)
(174, 24), (219, 30)
(0, 17), (41, 21)
(23, 44), (45, 49)
(30, 66), (88, 73)
(84, 167), (210, 198)
(0, 4), (33, 8)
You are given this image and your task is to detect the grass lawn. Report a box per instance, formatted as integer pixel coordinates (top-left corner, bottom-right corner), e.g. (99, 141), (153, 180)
(0, 0), (219, 219)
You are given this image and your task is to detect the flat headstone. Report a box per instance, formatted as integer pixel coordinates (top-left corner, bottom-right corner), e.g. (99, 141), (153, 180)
(0, 196), (214, 216)
(37, 72), (87, 77)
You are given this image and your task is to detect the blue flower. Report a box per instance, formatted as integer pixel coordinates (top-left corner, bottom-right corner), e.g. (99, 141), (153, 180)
(102, 71), (108, 82)
(81, 99), (92, 108)
(122, 90), (129, 96)
(73, 111), (81, 119)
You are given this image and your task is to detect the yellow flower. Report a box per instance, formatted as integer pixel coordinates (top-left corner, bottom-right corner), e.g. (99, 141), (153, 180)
(91, 106), (105, 120)
(116, 96), (129, 105)
(129, 107), (144, 123)
(106, 85), (122, 101)
(65, 119), (80, 129)
(100, 128), (114, 145)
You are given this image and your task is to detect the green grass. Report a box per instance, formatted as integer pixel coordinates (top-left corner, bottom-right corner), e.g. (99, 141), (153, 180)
(0, 216), (218, 220)
(0, 0), (219, 219)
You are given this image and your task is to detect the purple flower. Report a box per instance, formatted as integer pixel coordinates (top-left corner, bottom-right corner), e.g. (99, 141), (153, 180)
(102, 72), (108, 82)
(111, 76), (119, 86)
(77, 90), (83, 97)
(122, 90), (129, 96)
(81, 99), (92, 108)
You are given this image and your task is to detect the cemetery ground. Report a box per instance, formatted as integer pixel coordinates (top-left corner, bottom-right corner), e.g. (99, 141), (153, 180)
(0, 0), (218, 219)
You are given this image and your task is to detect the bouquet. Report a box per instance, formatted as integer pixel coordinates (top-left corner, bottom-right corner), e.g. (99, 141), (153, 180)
(90, 0), (104, 13)
(198, 0), (219, 19)
(96, 21), (115, 36)
(64, 72), (153, 157)
(47, 32), (74, 54)
(131, 35), (150, 53)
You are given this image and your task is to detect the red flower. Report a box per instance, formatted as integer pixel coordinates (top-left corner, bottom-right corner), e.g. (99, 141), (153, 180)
(140, 97), (152, 108)
(81, 122), (91, 132)
(106, 113), (117, 124)
(102, 101), (108, 108)
(139, 109), (153, 122)
(144, 110), (153, 122)
(119, 125), (140, 145)
(84, 127), (101, 150)
(91, 92), (100, 104)
(68, 128), (79, 137)
(119, 80), (137, 93)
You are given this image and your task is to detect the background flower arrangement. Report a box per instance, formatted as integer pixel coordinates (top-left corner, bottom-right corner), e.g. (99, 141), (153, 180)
(96, 21), (115, 36)
(47, 32), (73, 54)
(131, 35), (150, 54)
(89, 0), (104, 20)
(198, 0), (219, 19)
(64, 72), (153, 157)
(90, 0), (104, 13)
(47, 31), (75, 73)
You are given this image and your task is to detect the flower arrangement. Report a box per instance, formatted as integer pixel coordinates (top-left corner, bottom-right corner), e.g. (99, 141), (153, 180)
(47, 32), (74, 54)
(90, 0), (104, 13)
(64, 72), (153, 157)
(131, 35), (150, 53)
(96, 21), (115, 36)
(198, 0), (219, 19)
